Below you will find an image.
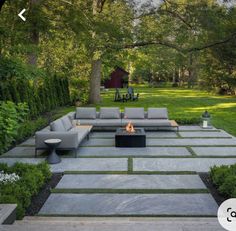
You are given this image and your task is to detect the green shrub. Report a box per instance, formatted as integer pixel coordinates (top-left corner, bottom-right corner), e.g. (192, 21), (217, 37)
(174, 117), (201, 125)
(0, 57), (71, 118)
(0, 101), (28, 154)
(210, 164), (236, 198)
(210, 165), (232, 187)
(0, 162), (51, 219)
(219, 175), (236, 197)
(17, 117), (48, 143)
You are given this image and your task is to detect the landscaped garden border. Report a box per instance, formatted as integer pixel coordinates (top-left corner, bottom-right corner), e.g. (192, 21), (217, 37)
(0, 162), (51, 219)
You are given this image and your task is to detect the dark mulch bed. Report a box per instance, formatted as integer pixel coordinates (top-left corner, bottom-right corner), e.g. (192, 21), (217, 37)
(26, 173), (63, 216)
(199, 172), (226, 206)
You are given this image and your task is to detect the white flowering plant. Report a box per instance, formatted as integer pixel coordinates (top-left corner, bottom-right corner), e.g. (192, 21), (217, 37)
(0, 171), (20, 185)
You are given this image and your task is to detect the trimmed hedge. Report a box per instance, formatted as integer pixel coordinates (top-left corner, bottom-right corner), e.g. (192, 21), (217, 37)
(210, 164), (236, 198)
(0, 57), (71, 118)
(0, 162), (51, 219)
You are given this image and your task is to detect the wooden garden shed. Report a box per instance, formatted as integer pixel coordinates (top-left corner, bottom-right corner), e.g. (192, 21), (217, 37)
(104, 67), (129, 88)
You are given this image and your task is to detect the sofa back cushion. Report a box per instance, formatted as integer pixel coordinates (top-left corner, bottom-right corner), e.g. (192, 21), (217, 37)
(100, 107), (120, 119)
(61, 116), (73, 131)
(148, 108), (168, 119)
(50, 119), (66, 132)
(124, 108), (145, 119)
(76, 107), (96, 119)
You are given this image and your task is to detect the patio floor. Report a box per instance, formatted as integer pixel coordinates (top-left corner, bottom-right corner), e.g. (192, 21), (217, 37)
(1, 125), (236, 218)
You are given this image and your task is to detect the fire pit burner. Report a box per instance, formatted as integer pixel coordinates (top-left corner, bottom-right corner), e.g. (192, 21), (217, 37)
(115, 128), (146, 147)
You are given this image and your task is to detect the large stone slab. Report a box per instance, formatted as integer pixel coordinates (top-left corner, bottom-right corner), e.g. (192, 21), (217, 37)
(133, 158), (236, 172)
(19, 137), (35, 146)
(179, 126), (217, 131)
(83, 138), (236, 147)
(82, 139), (114, 146)
(3, 147), (43, 157)
(0, 158), (127, 172)
(193, 147), (236, 156)
(78, 147), (190, 156)
(91, 132), (178, 138)
(39, 193), (218, 216)
(179, 131), (232, 138)
(56, 174), (206, 189)
(147, 138), (236, 146)
(51, 158), (127, 172)
(0, 158), (42, 166)
(0, 204), (17, 224)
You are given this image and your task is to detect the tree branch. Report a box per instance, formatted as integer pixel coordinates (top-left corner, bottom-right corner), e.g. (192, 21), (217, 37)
(113, 31), (236, 56)
(123, 40), (183, 53)
(187, 32), (236, 52)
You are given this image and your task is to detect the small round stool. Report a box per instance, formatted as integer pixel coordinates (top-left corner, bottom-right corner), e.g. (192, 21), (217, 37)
(44, 139), (61, 164)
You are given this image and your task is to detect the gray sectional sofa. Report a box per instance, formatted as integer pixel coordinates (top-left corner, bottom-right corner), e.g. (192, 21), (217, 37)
(69, 107), (172, 129)
(35, 107), (175, 157)
(35, 115), (91, 157)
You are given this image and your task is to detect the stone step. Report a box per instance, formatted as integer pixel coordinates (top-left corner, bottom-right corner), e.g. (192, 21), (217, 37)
(1, 217), (223, 231)
(83, 138), (236, 147)
(133, 158), (236, 172)
(38, 193), (218, 216)
(192, 147), (236, 156)
(78, 147), (191, 156)
(56, 174), (206, 189)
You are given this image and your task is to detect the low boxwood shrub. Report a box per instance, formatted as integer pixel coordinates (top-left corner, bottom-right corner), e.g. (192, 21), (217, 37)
(0, 162), (51, 219)
(174, 117), (201, 125)
(210, 164), (236, 198)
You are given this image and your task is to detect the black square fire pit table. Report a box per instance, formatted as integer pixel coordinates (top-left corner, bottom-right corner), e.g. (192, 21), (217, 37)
(44, 139), (62, 164)
(115, 128), (146, 147)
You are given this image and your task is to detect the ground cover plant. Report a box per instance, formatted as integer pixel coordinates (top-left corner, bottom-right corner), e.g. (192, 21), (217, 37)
(0, 162), (51, 219)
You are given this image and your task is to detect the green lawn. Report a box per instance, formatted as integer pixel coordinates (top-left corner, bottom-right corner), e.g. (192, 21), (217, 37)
(88, 86), (236, 136)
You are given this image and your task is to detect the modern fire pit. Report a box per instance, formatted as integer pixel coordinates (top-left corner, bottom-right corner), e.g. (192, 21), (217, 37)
(115, 122), (146, 147)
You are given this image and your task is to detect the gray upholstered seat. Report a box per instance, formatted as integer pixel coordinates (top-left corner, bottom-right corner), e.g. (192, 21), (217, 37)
(121, 119), (171, 127)
(96, 119), (122, 126)
(35, 114), (91, 157)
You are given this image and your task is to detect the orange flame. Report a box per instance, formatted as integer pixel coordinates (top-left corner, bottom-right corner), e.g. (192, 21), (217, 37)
(126, 122), (135, 133)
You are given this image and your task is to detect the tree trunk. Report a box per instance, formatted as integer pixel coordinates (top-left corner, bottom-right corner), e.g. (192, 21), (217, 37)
(187, 52), (197, 88)
(0, 0), (6, 12)
(89, 58), (101, 104)
(88, 0), (103, 104)
(28, 0), (39, 66)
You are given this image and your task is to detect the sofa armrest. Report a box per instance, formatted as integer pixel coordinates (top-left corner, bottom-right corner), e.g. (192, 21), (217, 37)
(67, 112), (76, 121)
(35, 131), (79, 149)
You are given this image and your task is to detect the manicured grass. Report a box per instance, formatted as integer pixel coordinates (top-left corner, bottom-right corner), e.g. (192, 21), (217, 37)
(88, 86), (236, 136)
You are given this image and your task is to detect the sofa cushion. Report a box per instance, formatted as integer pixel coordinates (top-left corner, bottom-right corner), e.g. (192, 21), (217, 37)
(96, 119), (122, 126)
(122, 119), (171, 127)
(77, 119), (97, 126)
(148, 108), (168, 119)
(50, 119), (66, 132)
(100, 107), (120, 119)
(61, 116), (73, 131)
(124, 108), (145, 119)
(76, 107), (96, 119)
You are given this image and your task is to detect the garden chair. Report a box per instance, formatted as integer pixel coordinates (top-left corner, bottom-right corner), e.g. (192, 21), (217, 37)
(114, 88), (127, 102)
(127, 87), (139, 101)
